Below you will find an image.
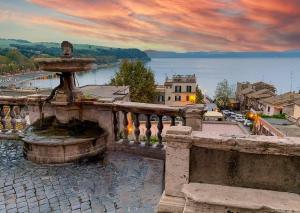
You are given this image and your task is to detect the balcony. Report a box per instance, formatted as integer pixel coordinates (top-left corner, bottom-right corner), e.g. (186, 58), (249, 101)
(1, 94), (300, 212)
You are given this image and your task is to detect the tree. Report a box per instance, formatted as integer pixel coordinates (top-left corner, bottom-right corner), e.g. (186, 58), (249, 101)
(195, 85), (204, 104)
(110, 60), (156, 103)
(214, 79), (233, 109)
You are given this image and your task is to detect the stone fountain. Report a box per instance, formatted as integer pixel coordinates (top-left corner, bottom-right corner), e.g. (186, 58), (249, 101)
(22, 41), (108, 164)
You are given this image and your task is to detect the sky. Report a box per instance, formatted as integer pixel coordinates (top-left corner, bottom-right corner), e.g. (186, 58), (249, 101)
(1, 0), (300, 52)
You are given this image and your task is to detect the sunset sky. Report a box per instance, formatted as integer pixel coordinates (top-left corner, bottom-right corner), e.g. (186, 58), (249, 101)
(1, 0), (300, 52)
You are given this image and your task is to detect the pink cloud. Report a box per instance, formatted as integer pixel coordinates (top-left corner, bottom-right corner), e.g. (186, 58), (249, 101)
(7, 0), (300, 51)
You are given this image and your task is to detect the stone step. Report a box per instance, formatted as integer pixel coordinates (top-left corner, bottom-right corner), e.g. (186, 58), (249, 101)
(182, 183), (300, 213)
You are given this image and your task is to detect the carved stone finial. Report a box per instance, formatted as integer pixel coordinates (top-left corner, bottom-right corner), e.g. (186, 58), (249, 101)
(61, 41), (73, 58)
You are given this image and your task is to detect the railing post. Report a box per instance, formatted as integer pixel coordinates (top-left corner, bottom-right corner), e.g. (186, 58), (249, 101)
(146, 114), (152, 146)
(185, 107), (206, 131)
(157, 115), (164, 148)
(113, 111), (119, 141)
(171, 116), (176, 126)
(122, 111), (129, 142)
(10, 105), (17, 133)
(20, 106), (27, 130)
(134, 113), (140, 144)
(0, 105), (7, 132)
(182, 116), (186, 126)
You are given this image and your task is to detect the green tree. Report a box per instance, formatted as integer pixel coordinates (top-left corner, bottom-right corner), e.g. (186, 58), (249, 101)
(214, 79), (233, 109)
(110, 60), (156, 103)
(195, 85), (204, 104)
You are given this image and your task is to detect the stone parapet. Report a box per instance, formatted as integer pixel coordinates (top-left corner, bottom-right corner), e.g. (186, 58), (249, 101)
(182, 183), (300, 213)
(192, 131), (300, 156)
(158, 128), (300, 212)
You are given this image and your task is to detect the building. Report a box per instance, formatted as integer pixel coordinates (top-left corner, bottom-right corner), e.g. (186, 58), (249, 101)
(155, 74), (197, 106)
(80, 85), (130, 101)
(260, 92), (300, 117)
(236, 81), (276, 111)
(283, 100), (300, 121)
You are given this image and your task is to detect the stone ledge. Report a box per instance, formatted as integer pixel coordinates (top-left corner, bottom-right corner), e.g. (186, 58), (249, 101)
(107, 140), (165, 160)
(192, 131), (300, 156)
(157, 191), (185, 213)
(182, 183), (300, 212)
(166, 126), (192, 136)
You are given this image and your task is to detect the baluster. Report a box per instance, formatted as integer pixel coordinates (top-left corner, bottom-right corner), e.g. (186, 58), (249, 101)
(0, 105), (7, 132)
(20, 106), (27, 130)
(10, 105), (17, 133)
(171, 116), (176, 126)
(145, 114), (152, 146)
(157, 115), (164, 148)
(113, 111), (119, 141)
(182, 116), (186, 126)
(122, 111), (129, 142)
(134, 113), (140, 144)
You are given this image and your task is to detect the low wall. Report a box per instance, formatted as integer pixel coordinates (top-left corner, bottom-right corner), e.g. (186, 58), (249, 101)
(190, 146), (300, 193)
(158, 126), (300, 212)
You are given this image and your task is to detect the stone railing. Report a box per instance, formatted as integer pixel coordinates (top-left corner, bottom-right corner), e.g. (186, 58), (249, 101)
(112, 101), (186, 148)
(158, 127), (300, 213)
(254, 117), (285, 137)
(0, 95), (205, 160)
(0, 96), (29, 133)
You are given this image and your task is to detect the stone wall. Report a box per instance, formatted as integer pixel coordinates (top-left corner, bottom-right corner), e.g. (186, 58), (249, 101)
(190, 146), (300, 193)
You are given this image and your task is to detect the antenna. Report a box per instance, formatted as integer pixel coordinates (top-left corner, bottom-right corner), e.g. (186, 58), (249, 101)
(290, 71), (293, 92)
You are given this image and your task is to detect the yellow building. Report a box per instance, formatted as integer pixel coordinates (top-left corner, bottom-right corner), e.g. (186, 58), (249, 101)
(155, 74), (197, 106)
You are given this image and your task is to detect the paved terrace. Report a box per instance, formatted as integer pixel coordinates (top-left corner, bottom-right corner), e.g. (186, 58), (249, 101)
(0, 140), (163, 213)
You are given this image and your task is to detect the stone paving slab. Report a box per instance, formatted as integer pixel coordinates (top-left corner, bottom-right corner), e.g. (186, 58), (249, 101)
(0, 140), (164, 213)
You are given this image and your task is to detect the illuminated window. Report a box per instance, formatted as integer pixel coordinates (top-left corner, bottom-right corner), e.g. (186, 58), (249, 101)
(186, 96), (190, 101)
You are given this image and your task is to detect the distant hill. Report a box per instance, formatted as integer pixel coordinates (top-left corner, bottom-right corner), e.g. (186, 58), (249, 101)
(0, 38), (150, 63)
(145, 50), (300, 58)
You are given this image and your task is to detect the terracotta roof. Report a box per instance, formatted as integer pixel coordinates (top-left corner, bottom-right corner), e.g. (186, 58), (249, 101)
(246, 89), (275, 99)
(261, 92), (300, 106)
(240, 87), (254, 95)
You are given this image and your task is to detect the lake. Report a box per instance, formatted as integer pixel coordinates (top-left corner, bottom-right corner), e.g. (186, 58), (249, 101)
(21, 58), (300, 97)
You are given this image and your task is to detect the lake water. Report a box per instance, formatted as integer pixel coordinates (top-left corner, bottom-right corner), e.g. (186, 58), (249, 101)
(22, 58), (300, 97)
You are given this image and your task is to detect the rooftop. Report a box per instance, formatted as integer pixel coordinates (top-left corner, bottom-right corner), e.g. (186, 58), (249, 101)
(165, 74), (196, 84)
(80, 85), (129, 101)
(261, 92), (300, 106)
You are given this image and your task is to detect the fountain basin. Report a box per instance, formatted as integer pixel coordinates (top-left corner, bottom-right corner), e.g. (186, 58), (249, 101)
(22, 117), (107, 164)
(34, 58), (96, 73)
(23, 135), (107, 164)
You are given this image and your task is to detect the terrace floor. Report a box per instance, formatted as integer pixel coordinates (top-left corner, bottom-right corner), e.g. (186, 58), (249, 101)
(0, 140), (164, 213)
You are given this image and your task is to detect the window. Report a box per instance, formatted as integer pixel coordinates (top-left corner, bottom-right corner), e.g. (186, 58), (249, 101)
(175, 86), (181, 93)
(186, 96), (190, 101)
(168, 96), (171, 101)
(186, 86), (192, 92)
(267, 106), (270, 112)
(158, 95), (165, 102)
(175, 95), (181, 101)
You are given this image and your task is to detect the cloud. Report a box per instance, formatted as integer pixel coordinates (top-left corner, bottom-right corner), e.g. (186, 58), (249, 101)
(4, 0), (300, 51)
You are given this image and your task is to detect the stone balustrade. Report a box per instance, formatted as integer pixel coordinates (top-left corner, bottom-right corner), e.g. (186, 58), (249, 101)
(0, 96), (29, 133)
(112, 101), (187, 148)
(0, 95), (205, 160)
